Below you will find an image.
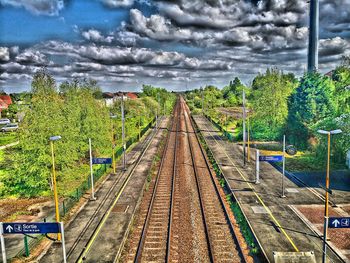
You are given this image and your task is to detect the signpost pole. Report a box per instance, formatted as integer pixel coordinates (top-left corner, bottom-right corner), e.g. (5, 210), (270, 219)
(242, 90), (246, 166)
(60, 222), (67, 263)
(247, 116), (250, 162)
(24, 235), (29, 257)
(112, 122), (116, 174)
(89, 139), (96, 200)
(282, 135), (286, 198)
(255, 149), (260, 184)
(0, 223), (6, 263)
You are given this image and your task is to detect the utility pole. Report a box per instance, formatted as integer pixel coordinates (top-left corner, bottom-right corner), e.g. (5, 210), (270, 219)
(308, 0), (319, 72)
(89, 138), (96, 200)
(156, 93), (160, 130)
(121, 96), (126, 171)
(281, 135), (286, 198)
(201, 87), (204, 115)
(242, 90), (246, 166)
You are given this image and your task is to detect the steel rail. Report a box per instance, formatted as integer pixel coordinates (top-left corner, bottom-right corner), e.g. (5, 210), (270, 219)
(184, 101), (247, 263)
(134, 100), (180, 263)
(74, 117), (164, 263)
(182, 99), (215, 263)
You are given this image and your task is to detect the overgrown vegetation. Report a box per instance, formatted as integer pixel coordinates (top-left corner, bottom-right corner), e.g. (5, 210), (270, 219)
(186, 58), (350, 168)
(194, 118), (260, 256)
(0, 70), (176, 198)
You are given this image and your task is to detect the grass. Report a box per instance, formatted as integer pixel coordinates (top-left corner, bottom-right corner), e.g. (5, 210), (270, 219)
(0, 149), (6, 195)
(0, 133), (18, 146)
(194, 119), (260, 255)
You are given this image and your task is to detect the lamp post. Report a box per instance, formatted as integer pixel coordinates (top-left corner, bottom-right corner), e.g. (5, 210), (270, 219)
(317, 129), (342, 263)
(121, 96), (126, 171)
(110, 114), (117, 174)
(242, 90), (247, 166)
(49, 135), (61, 241)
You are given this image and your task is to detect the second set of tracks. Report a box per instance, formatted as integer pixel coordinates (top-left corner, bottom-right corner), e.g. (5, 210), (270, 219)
(127, 97), (247, 263)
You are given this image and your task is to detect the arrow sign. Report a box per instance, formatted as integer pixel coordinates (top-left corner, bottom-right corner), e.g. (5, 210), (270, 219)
(5, 225), (13, 233)
(328, 217), (350, 228)
(259, 155), (283, 162)
(2, 222), (60, 234)
(332, 219), (340, 228)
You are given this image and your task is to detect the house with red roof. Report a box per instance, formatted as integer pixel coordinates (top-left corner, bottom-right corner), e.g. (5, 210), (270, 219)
(126, 92), (138, 100)
(0, 95), (12, 117)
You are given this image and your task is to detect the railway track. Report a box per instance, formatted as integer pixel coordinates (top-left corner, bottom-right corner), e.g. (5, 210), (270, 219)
(182, 98), (245, 262)
(133, 100), (180, 262)
(53, 118), (163, 263)
(130, 97), (246, 263)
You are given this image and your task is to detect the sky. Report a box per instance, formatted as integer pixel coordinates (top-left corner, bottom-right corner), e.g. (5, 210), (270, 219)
(0, 0), (350, 93)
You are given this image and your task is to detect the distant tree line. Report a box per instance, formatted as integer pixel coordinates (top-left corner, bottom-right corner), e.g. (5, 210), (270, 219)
(1, 70), (176, 197)
(186, 57), (350, 164)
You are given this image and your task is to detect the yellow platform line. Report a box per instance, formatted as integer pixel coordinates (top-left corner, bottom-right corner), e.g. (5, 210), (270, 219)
(77, 172), (133, 263)
(202, 122), (299, 252)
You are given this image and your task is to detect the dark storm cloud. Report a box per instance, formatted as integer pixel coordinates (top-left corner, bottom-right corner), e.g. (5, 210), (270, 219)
(319, 37), (350, 57)
(320, 0), (350, 35)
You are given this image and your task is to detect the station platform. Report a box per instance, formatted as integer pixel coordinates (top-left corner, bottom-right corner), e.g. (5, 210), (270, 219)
(193, 115), (350, 263)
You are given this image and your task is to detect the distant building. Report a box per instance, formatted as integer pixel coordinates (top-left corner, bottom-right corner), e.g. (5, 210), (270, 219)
(0, 95), (12, 117)
(102, 92), (117, 107)
(126, 92), (138, 100)
(102, 92), (139, 107)
(0, 95), (12, 105)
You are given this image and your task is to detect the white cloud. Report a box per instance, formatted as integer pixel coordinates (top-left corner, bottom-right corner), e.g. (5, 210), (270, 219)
(100, 0), (134, 8)
(0, 47), (10, 62)
(0, 0), (64, 16)
(15, 50), (47, 65)
(82, 29), (114, 43)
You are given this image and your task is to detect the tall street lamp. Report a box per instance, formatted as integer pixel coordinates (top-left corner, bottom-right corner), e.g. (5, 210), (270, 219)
(317, 129), (342, 263)
(110, 114), (117, 174)
(121, 96), (126, 171)
(49, 135), (62, 241)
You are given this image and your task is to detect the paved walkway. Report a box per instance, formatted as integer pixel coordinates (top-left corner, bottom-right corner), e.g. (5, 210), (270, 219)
(0, 141), (19, 150)
(39, 118), (168, 263)
(193, 115), (350, 263)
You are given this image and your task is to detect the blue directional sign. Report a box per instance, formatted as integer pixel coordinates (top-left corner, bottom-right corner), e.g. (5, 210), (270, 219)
(92, 158), (112, 165)
(328, 217), (350, 228)
(2, 222), (60, 234)
(259, 155), (283, 162)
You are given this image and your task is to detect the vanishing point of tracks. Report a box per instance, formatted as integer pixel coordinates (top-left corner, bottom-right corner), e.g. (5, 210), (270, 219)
(130, 97), (246, 262)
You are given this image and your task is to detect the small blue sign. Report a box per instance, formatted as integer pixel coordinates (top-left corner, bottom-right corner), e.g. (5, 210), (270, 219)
(2, 222), (60, 234)
(328, 217), (350, 228)
(92, 158), (112, 165)
(259, 155), (283, 162)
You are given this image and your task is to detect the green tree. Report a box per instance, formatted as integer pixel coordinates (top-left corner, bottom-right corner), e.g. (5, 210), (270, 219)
(3, 72), (111, 197)
(250, 68), (297, 139)
(5, 70), (65, 196)
(332, 65), (350, 114)
(222, 77), (245, 106)
(287, 72), (336, 147)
